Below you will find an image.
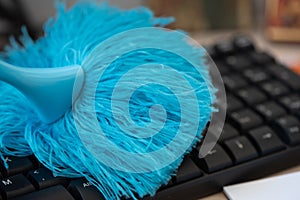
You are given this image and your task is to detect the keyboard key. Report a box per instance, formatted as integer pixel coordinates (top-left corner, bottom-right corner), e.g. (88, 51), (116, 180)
(232, 35), (255, 51)
(175, 158), (202, 183)
(236, 87), (267, 105)
(214, 60), (230, 75)
(219, 124), (239, 142)
(225, 55), (251, 70)
(27, 168), (68, 190)
(229, 109), (263, 130)
(273, 115), (300, 146)
(194, 144), (232, 173)
(248, 126), (285, 155)
(160, 180), (173, 190)
(243, 68), (270, 83)
(249, 52), (274, 65)
(224, 136), (258, 164)
(267, 64), (300, 91)
(12, 185), (74, 200)
(227, 94), (244, 112)
(0, 174), (35, 199)
(223, 74), (248, 91)
(68, 179), (105, 200)
(255, 101), (286, 121)
(0, 156), (34, 177)
(279, 94), (300, 113)
(261, 81), (290, 97)
(214, 41), (235, 55)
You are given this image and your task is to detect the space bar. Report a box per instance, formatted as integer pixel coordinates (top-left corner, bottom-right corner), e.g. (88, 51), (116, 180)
(11, 185), (75, 200)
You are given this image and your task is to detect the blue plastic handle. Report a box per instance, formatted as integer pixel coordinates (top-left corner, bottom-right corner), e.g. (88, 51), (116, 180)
(0, 60), (84, 123)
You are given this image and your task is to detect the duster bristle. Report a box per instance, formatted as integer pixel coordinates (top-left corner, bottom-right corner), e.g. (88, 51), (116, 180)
(0, 1), (215, 199)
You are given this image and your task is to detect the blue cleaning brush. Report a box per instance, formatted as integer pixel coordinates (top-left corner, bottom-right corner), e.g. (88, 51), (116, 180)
(0, 60), (84, 123)
(0, 1), (215, 199)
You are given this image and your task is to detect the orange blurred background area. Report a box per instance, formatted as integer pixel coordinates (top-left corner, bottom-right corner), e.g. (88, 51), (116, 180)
(0, 0), (299, 71)
(148, 0), (300, 72)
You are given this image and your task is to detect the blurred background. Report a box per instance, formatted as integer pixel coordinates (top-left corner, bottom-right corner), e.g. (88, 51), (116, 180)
(0, 0), (299, 71)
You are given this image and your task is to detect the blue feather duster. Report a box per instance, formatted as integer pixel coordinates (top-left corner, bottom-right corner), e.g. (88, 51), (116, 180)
(0, 1), (215, 199)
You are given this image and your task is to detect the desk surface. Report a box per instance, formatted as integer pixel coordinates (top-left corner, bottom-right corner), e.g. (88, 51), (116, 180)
(191, 30), (300, 200)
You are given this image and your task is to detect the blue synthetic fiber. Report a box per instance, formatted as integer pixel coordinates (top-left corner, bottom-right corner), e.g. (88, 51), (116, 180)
(0, 1), (215, 200)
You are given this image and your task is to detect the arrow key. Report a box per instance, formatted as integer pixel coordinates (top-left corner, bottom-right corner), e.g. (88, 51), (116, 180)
(194, 144), (232, 173)
(224, 136), (258, 164)
(272, 115), (300, 146)
(248, 126), (285, 155)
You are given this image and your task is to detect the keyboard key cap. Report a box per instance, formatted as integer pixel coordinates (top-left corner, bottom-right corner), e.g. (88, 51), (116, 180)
(261, 81), (290, 97)
(225, 55), (251, 70)
(279, 94), (300, 113)
(0, 174), (35, 199)
(243, 68), (270, 83)
(267, 64), (300, 91)
(68, 179), (105, 200)
(223, 74), (248, 91)
(249, 52), (274, 65)
(273, 115), (300, 145)
(233, 36), (255, 51)
(160, 180), (173, 190)
(219, 124), (239, 142)
(27, 168), (68, 190)
(248, 126), (285, 155)
(236, 87), (267, 105)
(227, 94), (244, 112)
(175, 158), (202, 183)
(12, 185), (74, 200)
(232, 35), (255, 51)
(229, 109), (263, 130)
(224, 136), (258, 164)
(214, 60), (230, 75)
(214, 41), (235, 55)
(194, 144), (232, 173)
(255, 101), (286, 121)
(0, 157), (34, 177)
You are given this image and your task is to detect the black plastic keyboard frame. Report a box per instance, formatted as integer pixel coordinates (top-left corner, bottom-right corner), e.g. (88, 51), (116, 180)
(144, 35), (300, 200)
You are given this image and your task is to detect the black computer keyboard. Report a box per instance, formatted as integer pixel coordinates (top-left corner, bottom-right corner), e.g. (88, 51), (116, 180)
(1, 35), (300, 200)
